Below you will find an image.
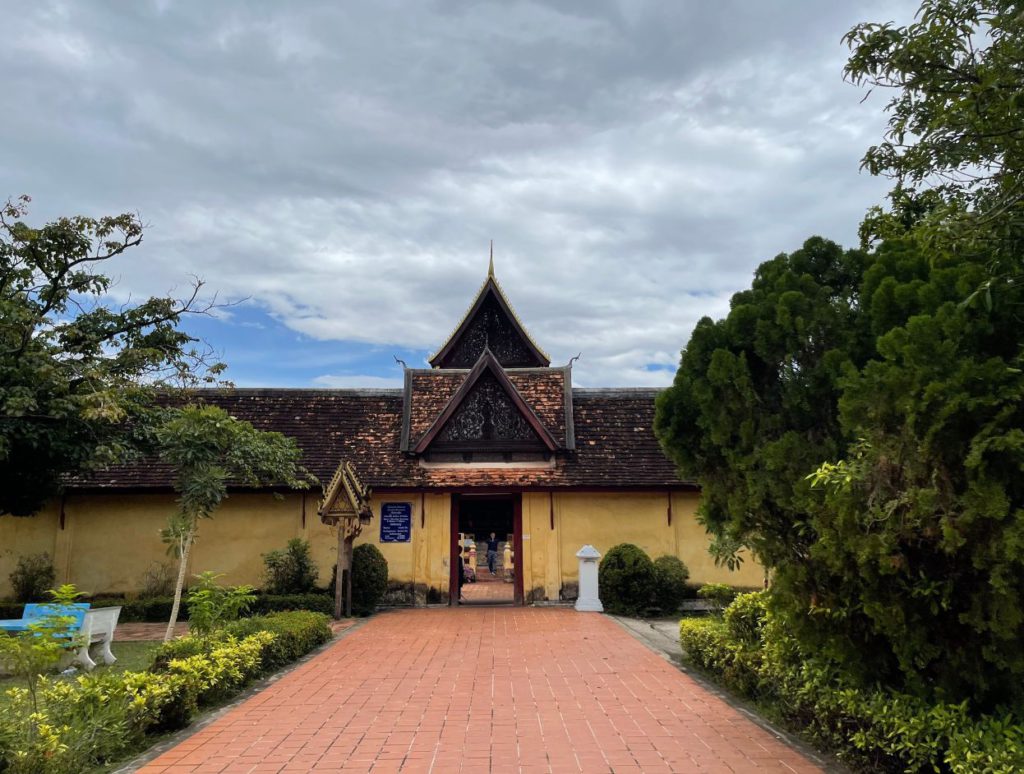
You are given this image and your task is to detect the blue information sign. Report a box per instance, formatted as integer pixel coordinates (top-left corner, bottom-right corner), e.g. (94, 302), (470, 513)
(380, 502), (412, 543)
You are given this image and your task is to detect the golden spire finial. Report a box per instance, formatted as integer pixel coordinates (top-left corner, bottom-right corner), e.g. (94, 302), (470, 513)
(488, 240), (494, 277)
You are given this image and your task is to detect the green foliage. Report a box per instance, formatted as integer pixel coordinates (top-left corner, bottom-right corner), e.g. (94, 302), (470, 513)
(0, 612), (332, 772)
(657, 231), (1024, 706)
(155, 402), (313, 640)
(0, 592), (334, 623)
(221, 610), (332, 670)
(655, 237), (874, 572)
(696, 583), (737, 614)
(351, 544), (388, 616)
(262, 538), (319, 595)
(678, 595), (1024, 773)
(184, 572), (255, 638)
(0, 196), (223, 518)
(8, 553), (55, 602)
(0, 585), (87, 715)
(651, 555), (689, 613)
(723, 591), (768, 645)
(598, 544), (656, 616)
(843, 1), (1024, 288)
(151, 611), (332, 674)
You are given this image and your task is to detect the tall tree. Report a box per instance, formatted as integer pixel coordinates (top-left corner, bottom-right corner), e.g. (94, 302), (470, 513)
(654, 237), (874, 570)
(0, 196), (216, 515)
(844, 0), (1024, 285)
(156, 405), (312, 642)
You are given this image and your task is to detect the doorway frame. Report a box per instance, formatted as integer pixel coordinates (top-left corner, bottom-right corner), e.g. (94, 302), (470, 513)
(449, 493), (524, 606)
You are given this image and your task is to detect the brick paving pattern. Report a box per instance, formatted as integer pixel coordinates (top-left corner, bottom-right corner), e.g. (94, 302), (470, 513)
(139, 608), (821, 773)
(461, 573), (515, 604)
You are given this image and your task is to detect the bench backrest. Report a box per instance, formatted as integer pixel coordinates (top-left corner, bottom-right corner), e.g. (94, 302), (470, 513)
(84, 606), (121, 636)
(21, 603), (90, 630)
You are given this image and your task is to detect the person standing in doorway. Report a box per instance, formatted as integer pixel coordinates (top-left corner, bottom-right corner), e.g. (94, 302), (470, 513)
(486, 532), (499, 575)
(503, 541), (513, 582)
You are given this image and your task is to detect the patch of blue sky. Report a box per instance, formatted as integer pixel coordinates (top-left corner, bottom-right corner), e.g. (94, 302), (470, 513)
(179, 304), (427, 388)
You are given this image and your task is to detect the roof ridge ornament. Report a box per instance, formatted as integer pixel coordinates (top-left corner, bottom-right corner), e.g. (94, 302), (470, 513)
(428, 244), (550, 369)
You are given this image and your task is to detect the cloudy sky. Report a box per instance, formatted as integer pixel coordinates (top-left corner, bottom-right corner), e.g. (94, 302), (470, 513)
(1, 0), (916, 387)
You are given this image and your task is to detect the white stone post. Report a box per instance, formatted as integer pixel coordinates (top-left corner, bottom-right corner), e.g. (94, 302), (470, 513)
(575, 545), (603, 612)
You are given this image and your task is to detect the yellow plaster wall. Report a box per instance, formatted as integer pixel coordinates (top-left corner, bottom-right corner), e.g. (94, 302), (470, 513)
(353, 493), (451, 598)
(529, 491), (764, 598)
(0, 488), (762, 601)
(671, 492), (765, 587)
(0, 492), (333, 598)
(0, 504), (60, 599)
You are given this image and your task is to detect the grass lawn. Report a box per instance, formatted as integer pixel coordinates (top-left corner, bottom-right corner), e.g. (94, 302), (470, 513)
(0, 640), (161, 703)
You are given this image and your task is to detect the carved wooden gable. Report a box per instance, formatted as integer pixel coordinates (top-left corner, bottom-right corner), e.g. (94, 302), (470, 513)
(430, 276), (549, 369)
(414, 350), (557, 454)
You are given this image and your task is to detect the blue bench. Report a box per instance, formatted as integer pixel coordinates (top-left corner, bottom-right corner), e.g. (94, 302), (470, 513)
(0, 602), (89, 633)
(0, 603), (122, 670)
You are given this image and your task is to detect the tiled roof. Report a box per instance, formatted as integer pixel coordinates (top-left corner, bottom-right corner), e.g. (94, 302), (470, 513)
(68, 387), (693, 492)
(402, 367), (571, 451)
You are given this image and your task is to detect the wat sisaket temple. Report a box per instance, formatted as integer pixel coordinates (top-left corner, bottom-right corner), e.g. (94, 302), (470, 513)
(0, 260), (764, 603)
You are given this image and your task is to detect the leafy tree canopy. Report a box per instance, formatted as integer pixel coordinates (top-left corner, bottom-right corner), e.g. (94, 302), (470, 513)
(844, 0), (1024, 284)
(0, 196), (219, 515)
(657, 235), (1024, 707)
(655, 237), (875, 570)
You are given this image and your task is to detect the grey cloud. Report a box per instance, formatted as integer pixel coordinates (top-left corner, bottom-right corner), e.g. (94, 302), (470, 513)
(0, 0), (917, 387)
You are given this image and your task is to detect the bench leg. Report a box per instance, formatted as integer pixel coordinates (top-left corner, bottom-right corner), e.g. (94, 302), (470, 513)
(75, 643), (97, 671)
(97, 634), (116, 665)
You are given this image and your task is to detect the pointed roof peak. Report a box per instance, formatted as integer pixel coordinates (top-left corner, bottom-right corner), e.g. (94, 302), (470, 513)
(428, 246), (550, 369)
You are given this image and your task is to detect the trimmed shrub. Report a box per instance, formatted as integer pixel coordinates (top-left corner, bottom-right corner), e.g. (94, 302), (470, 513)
(224, 611), (332, 670)
(598, 543), (656, 615)
(678, 595), (1024, 773)
(151, 610), (331, 673)
(651, 555), (689, 613)
(250, 592), (333, 616)
(262, 538), (319, 595)
(723, 591), (768, 644)
(0, 611), (334, 773)
(351, 544), (388, 616)
(9, 553), (55, 602)
(696, 582), (737, 613)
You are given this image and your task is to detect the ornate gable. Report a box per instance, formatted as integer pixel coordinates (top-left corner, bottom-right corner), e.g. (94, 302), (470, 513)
(413, 350), (557, 455)
(429, 264), (549, 369)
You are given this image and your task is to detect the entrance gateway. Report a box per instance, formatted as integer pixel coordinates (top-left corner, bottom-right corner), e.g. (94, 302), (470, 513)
(449, 494), (524, 606)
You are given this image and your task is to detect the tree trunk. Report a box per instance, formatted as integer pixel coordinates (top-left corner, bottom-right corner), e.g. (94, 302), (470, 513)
(164, 521), (197, 642)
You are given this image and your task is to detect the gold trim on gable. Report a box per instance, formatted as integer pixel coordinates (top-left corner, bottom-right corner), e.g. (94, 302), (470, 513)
(428, 265), (550, 366)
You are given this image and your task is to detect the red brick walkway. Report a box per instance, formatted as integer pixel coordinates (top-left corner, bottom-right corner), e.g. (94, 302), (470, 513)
(139, 609), (820, 773)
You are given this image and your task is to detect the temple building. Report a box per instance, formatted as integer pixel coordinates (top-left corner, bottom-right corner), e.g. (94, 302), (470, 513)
(0, 262), (764, 604)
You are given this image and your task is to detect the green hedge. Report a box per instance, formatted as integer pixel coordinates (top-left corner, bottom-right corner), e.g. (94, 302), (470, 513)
(678, 594), (1024, 773)
(0, 593), (334, 623)
(0, 611), (333, 773)
(151, 611), (332, 673)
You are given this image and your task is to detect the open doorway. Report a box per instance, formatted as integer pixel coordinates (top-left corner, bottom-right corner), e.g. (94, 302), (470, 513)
(450, 494), (523, 606)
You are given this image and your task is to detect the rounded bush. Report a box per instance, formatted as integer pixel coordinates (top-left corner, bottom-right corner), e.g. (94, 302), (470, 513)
(598, 543), (656, 615)
(351, 544), (388, 616)
(652, 555), (690, 613)
(724, 591), (768, 644)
